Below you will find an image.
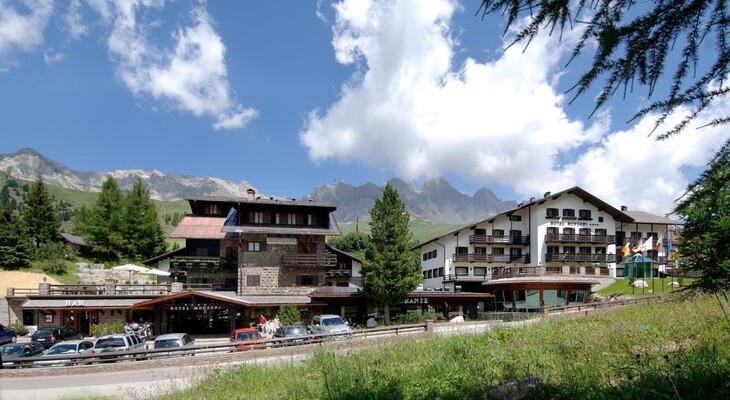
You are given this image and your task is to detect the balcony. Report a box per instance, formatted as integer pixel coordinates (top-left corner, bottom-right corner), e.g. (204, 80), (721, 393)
(281, 252), (338, 268)
(170, 255), (240, 269)
(325, 269), (352, 278)
(492, 266), (611, 280)
(545, 253), (614, 263)
(443, 272), (491, 282)
(469, 235), (529, 245)
(545, 234), (615, 244)
(452, 253), (530, 264)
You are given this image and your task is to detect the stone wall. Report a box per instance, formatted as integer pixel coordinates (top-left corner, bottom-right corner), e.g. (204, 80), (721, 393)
(76, 263), (155, 285)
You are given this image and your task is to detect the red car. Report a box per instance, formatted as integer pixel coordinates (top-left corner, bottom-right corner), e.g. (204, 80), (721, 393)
(230, 328), (266, 351)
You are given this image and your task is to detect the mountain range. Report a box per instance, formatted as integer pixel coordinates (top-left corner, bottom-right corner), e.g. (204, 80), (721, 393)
(0, 148), (515, 224)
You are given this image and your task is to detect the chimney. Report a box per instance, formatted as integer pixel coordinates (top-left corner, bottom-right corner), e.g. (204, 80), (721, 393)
(529, 197), (535, 202)
(544, 191), (551, 198)
(246, 188), (255, 200)
(621, 205), (628, 211)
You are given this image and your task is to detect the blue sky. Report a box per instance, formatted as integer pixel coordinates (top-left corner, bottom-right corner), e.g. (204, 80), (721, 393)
(0, 0), (728, 215)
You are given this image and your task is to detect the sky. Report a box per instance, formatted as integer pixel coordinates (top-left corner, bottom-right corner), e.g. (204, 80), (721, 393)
(0, 0), (728, 216)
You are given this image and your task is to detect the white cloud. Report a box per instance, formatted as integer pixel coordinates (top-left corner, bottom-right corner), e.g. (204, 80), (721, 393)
(94, 0), (257, 130)
(0, 0), (54, 61)
(64, 0), (88, 40)
(300, 0), (730, 215)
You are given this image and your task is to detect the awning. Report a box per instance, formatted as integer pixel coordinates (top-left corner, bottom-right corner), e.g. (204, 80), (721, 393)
(21, 298), (141, 309)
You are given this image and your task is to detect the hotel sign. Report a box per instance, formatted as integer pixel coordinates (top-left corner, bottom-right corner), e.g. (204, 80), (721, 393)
(404, 298), (428, 305)
(168, 303), (223, 312)
(266, 237), (297, 245)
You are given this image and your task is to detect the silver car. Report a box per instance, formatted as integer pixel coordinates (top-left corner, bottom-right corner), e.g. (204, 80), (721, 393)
(152, 333), (195, 357)
(35, 340), (95, 367)
(308, 315), (353, 338)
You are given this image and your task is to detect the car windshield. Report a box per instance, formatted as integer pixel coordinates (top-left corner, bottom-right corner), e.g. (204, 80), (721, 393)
(236, 332), (261, 341)
(154, 339), (180, 348)
(46, 344), (77, 355)
(95, 338), (126, 348)
(34, 328), (56, 336)
(322, 317), (346, 326)
(284, 327), (307, 336)
(0, 345), (24, 356)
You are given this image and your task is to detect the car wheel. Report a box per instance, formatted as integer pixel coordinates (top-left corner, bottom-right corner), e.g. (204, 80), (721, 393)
(10, 335), (17, 343)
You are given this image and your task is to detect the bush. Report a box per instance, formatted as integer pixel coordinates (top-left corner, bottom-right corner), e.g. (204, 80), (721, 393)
(277, 304), (301, 325)
(395, 312), (437, 325)
(8, 321), (29, 336)
(91, 321), (125, 337)
(32, 242), (68, 261)
(40, 259), (67, 275)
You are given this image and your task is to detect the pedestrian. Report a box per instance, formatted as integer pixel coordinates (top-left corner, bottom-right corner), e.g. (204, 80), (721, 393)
(258, 314), (267, 331)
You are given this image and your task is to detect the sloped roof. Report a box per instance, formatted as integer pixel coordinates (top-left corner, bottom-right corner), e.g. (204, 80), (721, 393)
(169, 216), (227, 239)
(621, 210), (680, 225)
(131, 290), (313, 309)
(61, 233), (89, 247)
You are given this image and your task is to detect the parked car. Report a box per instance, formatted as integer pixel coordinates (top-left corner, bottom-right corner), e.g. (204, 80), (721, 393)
(91, 333), (145, 361)
(308, 315), (353, 338)
(0, 342), (45, 368)
(230, 328), (266, 351)
(0, 323), (18, 345)
(31, 326), (84, 349)
(152, 333), (195, 357)
(273, 325), (311, 346)
(34, 340), (95, 367)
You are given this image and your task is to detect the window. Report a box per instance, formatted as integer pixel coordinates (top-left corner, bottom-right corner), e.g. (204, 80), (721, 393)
(307, 214), (315, 225)
(492, 247), (505, 255)
(595, 228), (607, 236)
(431, 249), (437, 258)
(579, 247), (591, 255)
(253, 212), (264, 224)
(205, 204), (219, 215)
(247, 275), (261, 286)
(492, 229), (505, 237)
(546, 208), (559, 218)
(547, 246), (560, 254)
(288, 213), (297, 225)
(438, 267), (444, 276)
(275, 213), (280, 224)
(598, 216), (604, 222)
(579, 209), (592, 220)
(456, 246), (468, 254)
(296, 275), (318, 286)
(427, 270), (432, 279)
(247, 242), (261, 252)
(422, 253), (427, 261)
(474, 267), (487, 276)
(455, 267), (468, 275)
(562, 209), (576, 219)
(563, 246), (576, 253)
(510, 215), (522, 222)
(510, 230), (522, 244)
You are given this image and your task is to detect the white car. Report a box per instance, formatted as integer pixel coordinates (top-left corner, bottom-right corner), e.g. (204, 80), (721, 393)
(35, 340), (95, 367)
(91, 333), (145, 361)
(308, 315), (352, 338)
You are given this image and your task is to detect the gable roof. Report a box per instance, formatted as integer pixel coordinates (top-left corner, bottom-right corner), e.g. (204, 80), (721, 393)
(170, 216), (229, 239)
(621, 210), (680, 225)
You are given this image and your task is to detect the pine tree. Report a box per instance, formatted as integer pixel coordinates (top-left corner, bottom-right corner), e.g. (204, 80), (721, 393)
(122, 179), (167, 260)
(20, 177), (61, 248)
(0, 204), (31, 269)
(88, 176), (125, 259)
(361, 184), (422, 324)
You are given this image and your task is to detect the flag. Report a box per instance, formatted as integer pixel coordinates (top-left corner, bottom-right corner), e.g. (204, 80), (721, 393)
(621, 242), (630, 257)
(640, 236), (654, 251)
(667, 234), (672, 254)
(655, 232), (664, 251)
(632, 238), (644, 253)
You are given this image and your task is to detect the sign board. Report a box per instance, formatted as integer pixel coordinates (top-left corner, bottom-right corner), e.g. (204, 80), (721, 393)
(404, 298), (428, 305)
(266, 237), (297, 245)
(64, 300), (85, 307)
(168, 303), (224, 312)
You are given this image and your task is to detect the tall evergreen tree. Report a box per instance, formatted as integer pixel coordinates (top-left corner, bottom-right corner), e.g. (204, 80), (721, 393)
(71, 205), (92, 237)
(0, 204), (31, 269)
(675, 139), (730, 294)
(361, 184), (422, 324)
(122, 179), (167, 260)
(88, 176), (125, 259)
(20, 177), (61, 248)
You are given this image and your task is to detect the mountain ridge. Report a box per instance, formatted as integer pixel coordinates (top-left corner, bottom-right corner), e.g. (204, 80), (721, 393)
(0, 148), (516, 224)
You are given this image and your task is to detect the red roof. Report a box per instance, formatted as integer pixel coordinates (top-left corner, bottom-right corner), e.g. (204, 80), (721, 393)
(170, 216), (226, 239)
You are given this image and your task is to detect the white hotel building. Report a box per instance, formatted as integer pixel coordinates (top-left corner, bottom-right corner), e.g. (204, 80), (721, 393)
(416, 186), (680, 312)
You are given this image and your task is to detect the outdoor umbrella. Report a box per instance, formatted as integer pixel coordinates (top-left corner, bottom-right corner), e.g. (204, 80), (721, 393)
(112, 264), (150, 283)
(139, 268), (171, 284)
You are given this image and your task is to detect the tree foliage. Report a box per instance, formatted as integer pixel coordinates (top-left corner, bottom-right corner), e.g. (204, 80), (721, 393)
(20, 177), (61, 248)
(87, 176), (125, 259)
(479, 0), (730, 138)
(277, 304), (302, 325)
(361, 184), (422, 324)
(328, 231), (371, 253)
(122, 179), (167, 260)
(0, 204), (31, 269)
(674, 138), (730, 293)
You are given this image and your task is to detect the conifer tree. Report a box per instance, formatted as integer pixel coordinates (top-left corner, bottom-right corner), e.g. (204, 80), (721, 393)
(122, 179), (167, 260)
(88, 176), (125, 259)
(0, 204), (31, 269)
(362, 184), (422, 324)
(20, 177), (61, 248)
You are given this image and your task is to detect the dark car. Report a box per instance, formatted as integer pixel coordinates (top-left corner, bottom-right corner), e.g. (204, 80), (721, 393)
(31, 326), (84, 349)
(0, 323), (18, 345)
(273, 325), (311, 346)
(0, 342), (45, 368)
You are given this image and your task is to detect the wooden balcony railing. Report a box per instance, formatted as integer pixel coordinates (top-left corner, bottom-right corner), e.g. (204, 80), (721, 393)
(325, 269), (352, 278)
(545, 253), (615, 263)
(281, 252), (338, 268)
(442, 273), (491, 282)
(170, 255), (238, 269)
(491, 266), (610, 280)
(544, 234), (615, 244)
(469, 235), (530, 245)
(452, 253), (530, 264)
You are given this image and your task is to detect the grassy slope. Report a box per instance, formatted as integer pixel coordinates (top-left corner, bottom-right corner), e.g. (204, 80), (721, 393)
(338, 215), (464, 244)
(167, 295), (730, 400)
(598, 277), (694, 296)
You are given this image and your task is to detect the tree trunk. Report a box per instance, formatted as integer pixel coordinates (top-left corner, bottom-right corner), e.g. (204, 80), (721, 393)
(384, 304), (390, 325)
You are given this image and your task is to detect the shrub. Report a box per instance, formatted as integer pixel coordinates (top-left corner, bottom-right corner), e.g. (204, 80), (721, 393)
(277, 304), (301, 325)
(40, 259), (67, 275)
(91, 321), (125, 337)
(395, 312), (437, 325)
(8, 321), (29, 336)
